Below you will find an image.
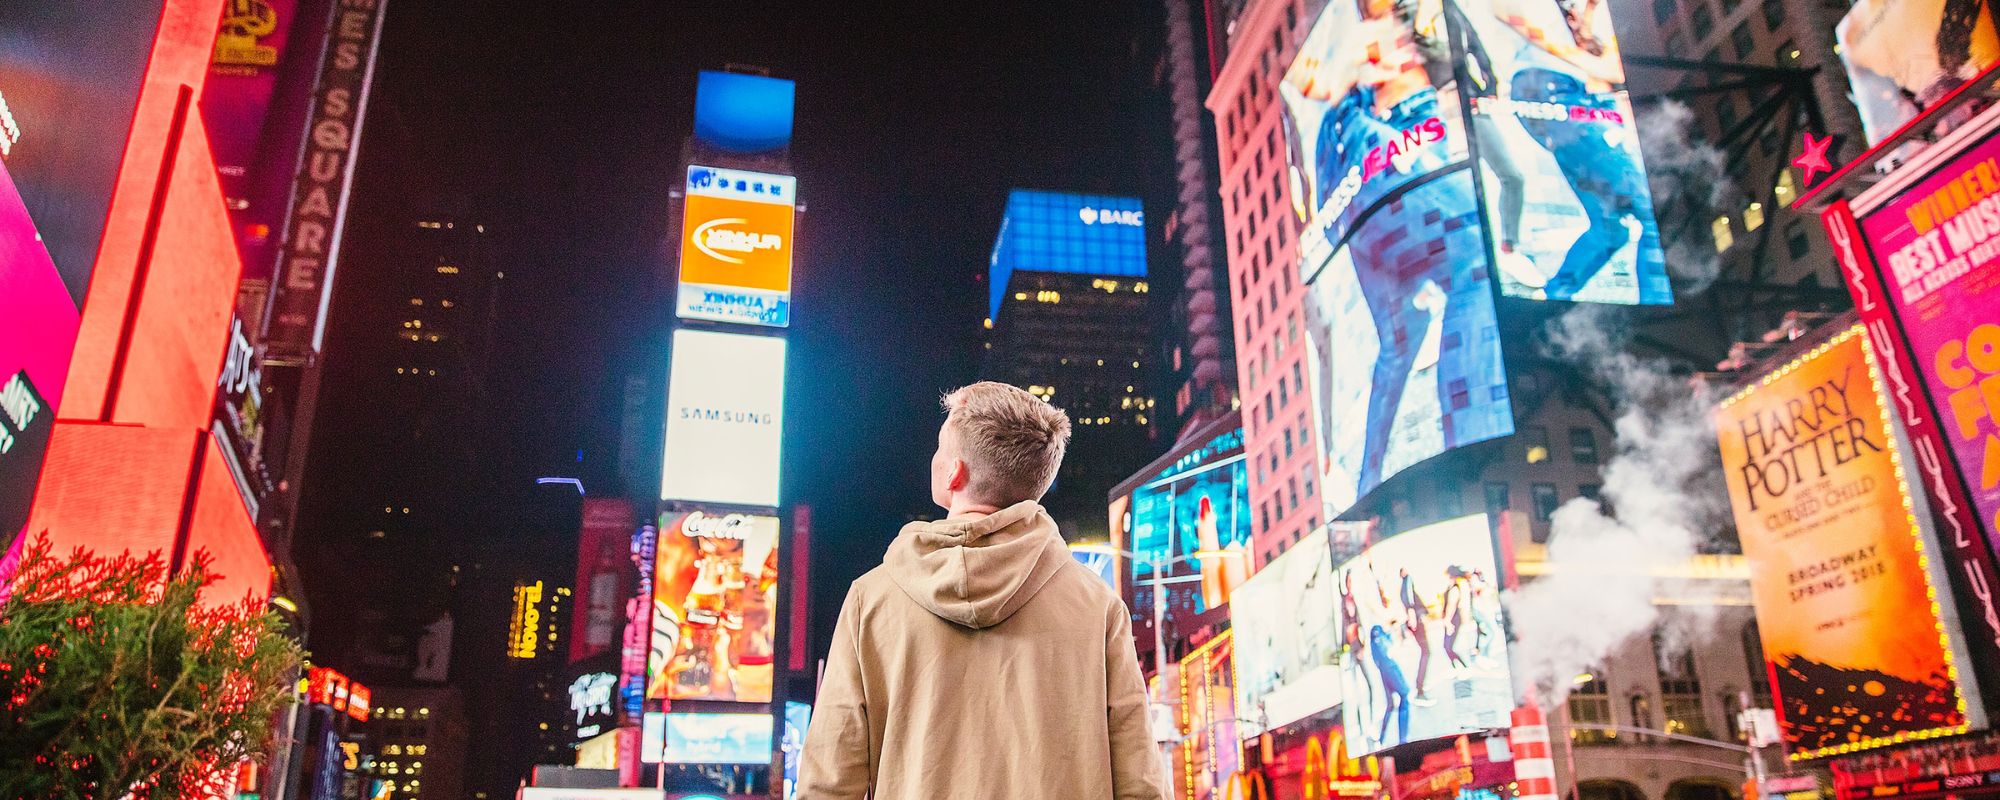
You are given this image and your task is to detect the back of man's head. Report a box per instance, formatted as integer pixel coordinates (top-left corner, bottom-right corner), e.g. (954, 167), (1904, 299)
(941, 381), (1072, 507)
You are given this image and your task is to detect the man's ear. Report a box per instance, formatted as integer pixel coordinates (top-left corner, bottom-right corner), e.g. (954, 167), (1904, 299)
(948, 458), (971, 492)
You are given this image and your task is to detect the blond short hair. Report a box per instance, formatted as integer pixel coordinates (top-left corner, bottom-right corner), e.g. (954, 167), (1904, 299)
(941, 381), (1072, 506)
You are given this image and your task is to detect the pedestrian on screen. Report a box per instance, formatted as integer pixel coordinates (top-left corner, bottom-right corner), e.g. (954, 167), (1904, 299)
(796, 382), (1167, 800)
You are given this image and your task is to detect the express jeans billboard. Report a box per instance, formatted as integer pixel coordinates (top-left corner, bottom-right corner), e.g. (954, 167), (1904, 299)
(1285, 0), (1515, 517)
(1454, 0), (1671, 304)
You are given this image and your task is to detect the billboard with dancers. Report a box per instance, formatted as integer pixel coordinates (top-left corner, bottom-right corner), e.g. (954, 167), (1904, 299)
(1336, 514), (1513, 755)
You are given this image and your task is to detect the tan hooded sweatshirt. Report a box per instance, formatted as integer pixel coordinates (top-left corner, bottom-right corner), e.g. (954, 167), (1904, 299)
(796, 500), (1166, 800)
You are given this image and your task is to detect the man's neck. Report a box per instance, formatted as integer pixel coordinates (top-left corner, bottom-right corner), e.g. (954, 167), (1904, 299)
(944, 498), (1005, 520)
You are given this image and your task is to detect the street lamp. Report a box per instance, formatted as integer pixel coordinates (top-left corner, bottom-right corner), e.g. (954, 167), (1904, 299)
(1069, 542), (1246, 793)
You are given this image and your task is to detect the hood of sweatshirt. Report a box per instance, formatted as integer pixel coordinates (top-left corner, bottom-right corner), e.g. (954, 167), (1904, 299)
(883, 500), (1071, 629)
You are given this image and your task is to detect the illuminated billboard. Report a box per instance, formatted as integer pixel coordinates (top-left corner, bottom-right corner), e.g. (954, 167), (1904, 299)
(1838, 2), (2000, 146)
(781, 701), (811, 800)
(677, 165), (796, 327)
(1850, 127), (2000, 572)
(573, 498), (635, 663)
(1231, 527), (1340, 738)
(1177, 631), (1241, 800)
(656, 712), (774, 765)
(1337, 514), (1513, 755)
(1716, 327), (1972, 759)
(509, 580), (546, 660)
(1456, 0), (1671, 304)
(0, 161), (73, 539)
(988, 190), (1146, 319)
(1284, 0), (1513, 516)
(647, 511), (779, 703)
(694, 71), (796, 156)
(660, 328), (785, 507)
(1113, 424), (1251, 628)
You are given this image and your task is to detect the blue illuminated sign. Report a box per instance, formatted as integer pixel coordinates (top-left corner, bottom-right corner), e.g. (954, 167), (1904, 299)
(988, 190), (1147, 319)
(694, 71), (795, 155)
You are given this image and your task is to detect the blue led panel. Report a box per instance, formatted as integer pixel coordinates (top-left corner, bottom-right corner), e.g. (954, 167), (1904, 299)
(693, 71), (796, 155)
(988, 190), (1147, 319)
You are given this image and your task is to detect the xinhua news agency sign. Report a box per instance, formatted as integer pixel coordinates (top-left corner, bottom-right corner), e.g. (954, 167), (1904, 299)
(676, 165), (796, 328)
(265, 0), (386, 359)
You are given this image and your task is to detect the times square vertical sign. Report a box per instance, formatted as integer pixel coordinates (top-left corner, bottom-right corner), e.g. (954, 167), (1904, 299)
(1822, 112), (2000, 692)
(264, 0), (387, 360)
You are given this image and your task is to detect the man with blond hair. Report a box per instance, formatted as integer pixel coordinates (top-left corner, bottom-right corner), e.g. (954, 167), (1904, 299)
(796, 381), (1165, 800)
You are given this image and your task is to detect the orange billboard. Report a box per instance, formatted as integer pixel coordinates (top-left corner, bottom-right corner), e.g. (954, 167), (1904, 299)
(676, 165), (795, 327)
(1716, 326), (1971, 759)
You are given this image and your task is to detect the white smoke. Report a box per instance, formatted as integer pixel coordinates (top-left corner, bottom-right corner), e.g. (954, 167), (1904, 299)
(1507, 305), (1731, 704)
(1636, 100), (1735, 293)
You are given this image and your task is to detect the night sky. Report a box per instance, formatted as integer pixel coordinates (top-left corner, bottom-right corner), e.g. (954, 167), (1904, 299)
(319, 0), (1168, 672)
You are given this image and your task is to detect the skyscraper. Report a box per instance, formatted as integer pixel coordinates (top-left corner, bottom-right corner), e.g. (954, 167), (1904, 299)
(982, 189), (1157, 540)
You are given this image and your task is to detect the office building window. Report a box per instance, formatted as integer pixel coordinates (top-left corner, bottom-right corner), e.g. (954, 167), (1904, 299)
(1484, 482), (1511, 516)
(1570, 428), (1599, 464)
(1569, 674), (1616, 744)
(1691, 3), (1714, 39)
(1762, 0), (1784, 29)
(1731, 21), (1754, 60)
(1787, 220), (1811, 259)
(1532, 483), (1561, 521)
(1524, 426), (1551, 463)
(1656, 631), (1712, 739)
(1776, 38), (1801, 63)
(1654, 0), (1676, 25)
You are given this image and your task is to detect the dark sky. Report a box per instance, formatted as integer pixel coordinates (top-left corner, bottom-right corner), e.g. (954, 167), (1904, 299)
(337, 0), (1168, 661)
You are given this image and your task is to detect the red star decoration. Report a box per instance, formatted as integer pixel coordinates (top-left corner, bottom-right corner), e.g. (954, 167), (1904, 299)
(1795, 132), (1834, 186)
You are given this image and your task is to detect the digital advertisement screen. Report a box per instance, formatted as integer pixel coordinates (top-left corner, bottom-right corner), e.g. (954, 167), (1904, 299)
(574, 498), (636, 663)
(1280, 0), (1468, 278)
(1071, 547), (1118, 588)
(0, 159), (75, 540)
(660, 328), (786, 507)
(782, 701), (811, 800)
(694, 71), (796, 156)
(1178, 632), (1240, 800)
(1717, 328), (1971, 758)
(1837, 0), (2000, 147)
(0, 2), (162, 300)
(1121, 427), (1252, 626)
(677, 165), (796, 328)
(658, 712), (774, 765)
(648, 511), (779, 703)
(1336, 514), (1513, 755)
(1857, 130), (2000, 564)
(1231, 527), (1341, 738)
(987, 189), (1146, 320)
(1282, 0), (1513, 516)
(1303, 209), (1515, 516)
(1457, 0), (1671, 305)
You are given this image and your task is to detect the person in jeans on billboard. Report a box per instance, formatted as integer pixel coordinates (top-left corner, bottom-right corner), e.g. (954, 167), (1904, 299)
(797, 382), (1166, 800)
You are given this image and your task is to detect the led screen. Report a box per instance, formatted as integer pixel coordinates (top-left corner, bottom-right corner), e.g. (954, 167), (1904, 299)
(1838, 1), (2000, 147)
(658, 712), (774, 765)
(573, 498), (635, 663)
(1280, 0), (1469, 278)
(1285, 0), (1513, 516)
(1179, 632), (1240, 798)
(1231, 527), (1340, 738)
(1070, 548), (1118, 588)
(781, 701), (811, 800)
(0, 160), (74, 539)
(988, 190), (1146, 320)
(676, 165), (796, 327)
(1122, 427), (1251, 626)
(0, 1), (162, 299)
(1337, 514), (1512, 755)
(660, 328), (785, 507)
(1457, 0), (1671, 304)
(694, 71), (796, 155)
(647, 511), (779, 703)
(1303, 213), (1513, 516)
(1716, 328), (1971, 758)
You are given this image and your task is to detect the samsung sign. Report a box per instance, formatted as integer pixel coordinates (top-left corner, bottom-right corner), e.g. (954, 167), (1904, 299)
(661, 329), (785, 508)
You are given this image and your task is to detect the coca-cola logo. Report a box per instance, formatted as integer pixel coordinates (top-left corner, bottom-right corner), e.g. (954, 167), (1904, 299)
(682, 511), (762, 540)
